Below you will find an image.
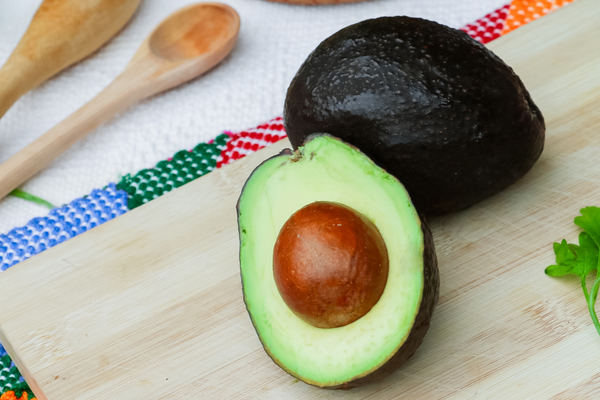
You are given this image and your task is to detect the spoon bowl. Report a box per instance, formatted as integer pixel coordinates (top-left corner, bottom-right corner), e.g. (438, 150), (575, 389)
(150, 3), (240, 61)
(0, 0), (142, 121)
(0, 3), (241, 201)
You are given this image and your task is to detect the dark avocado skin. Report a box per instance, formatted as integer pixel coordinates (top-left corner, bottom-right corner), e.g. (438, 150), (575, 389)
(284, 16), (545, 215)
(237, 138), (440, 389)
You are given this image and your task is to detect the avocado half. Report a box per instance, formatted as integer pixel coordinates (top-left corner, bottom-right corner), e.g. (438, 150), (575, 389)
(284, 16), (545, 216)
(237, 134), (439, 388)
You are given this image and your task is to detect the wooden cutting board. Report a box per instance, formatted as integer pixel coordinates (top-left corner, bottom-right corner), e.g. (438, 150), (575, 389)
(1, 1), (600, 398)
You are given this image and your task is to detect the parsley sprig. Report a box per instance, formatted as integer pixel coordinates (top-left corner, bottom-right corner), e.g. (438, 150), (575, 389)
(546, 206), (600, 336)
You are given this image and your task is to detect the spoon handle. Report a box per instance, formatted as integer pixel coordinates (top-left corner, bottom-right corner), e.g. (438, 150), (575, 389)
(0, 69), (149, 200)
(0, 61), (37, 119)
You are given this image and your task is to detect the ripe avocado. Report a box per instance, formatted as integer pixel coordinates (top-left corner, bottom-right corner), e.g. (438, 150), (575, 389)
(284, 16), (545, 215)
(237, 134), (439, 388)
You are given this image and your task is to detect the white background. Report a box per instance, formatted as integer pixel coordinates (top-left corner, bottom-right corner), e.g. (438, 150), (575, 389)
(0, 0), (507, 233)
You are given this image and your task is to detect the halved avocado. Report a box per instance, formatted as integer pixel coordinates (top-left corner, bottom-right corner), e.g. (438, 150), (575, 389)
(237, 134), (439, 388)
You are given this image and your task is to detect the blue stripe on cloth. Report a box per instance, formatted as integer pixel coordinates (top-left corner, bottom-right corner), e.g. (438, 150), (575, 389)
(0, 183), (129, 361)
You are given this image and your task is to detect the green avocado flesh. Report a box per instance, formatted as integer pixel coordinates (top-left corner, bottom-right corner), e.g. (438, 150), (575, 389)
(238, 135), (432, 387)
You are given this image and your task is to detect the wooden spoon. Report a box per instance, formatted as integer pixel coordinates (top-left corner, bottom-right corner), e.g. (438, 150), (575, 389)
(0, 0), (142, 120)
(0, 2), (240, 201)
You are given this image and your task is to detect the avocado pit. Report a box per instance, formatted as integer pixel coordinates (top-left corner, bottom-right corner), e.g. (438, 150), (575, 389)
(273, 201), (389, 329)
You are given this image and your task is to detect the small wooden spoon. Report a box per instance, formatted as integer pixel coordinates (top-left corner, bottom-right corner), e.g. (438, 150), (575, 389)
(0, 2), (240, 201)
(0, 0), (142, 120)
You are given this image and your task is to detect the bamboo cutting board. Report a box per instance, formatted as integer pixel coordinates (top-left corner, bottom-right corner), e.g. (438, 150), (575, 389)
(1, 1), (600, 398)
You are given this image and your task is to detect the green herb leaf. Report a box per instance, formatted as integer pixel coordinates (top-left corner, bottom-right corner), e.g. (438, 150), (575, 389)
(569, 241), (598, 277)
(547, 207), (600, 338)
(574, 207), (600, 248)
(579, 231), (599, 253)
(545, 263), (574, 277)
(545, 234), (599, 278)
(545, 240), (577, 276)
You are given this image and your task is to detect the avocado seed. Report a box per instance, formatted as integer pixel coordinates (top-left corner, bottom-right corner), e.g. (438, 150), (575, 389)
(273, 201), (389, 328)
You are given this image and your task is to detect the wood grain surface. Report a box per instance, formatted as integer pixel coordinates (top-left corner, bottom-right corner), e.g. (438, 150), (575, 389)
(1, 0), (600, 398)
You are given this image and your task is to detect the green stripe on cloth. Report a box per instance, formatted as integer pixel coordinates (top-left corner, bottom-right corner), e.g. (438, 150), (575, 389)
(0, 355), (35, 399)
(117, 134), (230, 210)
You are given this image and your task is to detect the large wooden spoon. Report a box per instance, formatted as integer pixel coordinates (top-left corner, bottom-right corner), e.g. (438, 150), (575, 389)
(0, 2), (240, 201)
(0, 0), (142, 120)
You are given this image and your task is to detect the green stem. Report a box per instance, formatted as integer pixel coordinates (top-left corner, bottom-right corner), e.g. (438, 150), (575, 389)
(581, 276), (590, 302)
(9, 189), (55, 209)
(587, 274), (600, 337)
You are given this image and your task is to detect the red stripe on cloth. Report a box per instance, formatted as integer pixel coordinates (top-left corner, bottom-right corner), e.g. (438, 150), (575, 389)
(217, 117), (287, 168)
(461, 4), (511, 44)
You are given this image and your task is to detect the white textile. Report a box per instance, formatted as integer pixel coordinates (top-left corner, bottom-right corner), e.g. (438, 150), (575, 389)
(0, 0), (507, 233)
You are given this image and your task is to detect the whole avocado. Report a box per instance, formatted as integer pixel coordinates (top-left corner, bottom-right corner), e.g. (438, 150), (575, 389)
(284, 16), (545, 215)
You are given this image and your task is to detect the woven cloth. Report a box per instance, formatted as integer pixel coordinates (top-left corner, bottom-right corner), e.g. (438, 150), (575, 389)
(0, 356), (32, 400)
(0, 0), (509, 234)
(461, 4), (511, 44)
(116, 119), (287, 209)
(0, 184), (128, 272)
(0, 0), (575, 398)
(503, 0), (576, 34)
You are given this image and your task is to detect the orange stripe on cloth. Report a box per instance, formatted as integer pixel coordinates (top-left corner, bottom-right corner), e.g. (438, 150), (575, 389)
(503, 0), (576, 34)
(0, 391), (35, 400)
